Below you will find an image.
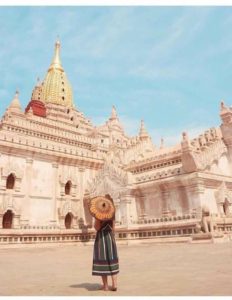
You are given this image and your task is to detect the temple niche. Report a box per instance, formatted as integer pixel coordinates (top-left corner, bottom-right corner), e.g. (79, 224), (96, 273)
(0, 40), (232, 244)
(215, 182), (232, 217)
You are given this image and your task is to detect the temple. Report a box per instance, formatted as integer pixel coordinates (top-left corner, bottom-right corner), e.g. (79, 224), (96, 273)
(0, 40), (232, 245)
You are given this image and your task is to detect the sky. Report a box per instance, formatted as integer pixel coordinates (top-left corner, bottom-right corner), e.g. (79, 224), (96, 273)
(0, 6), (232, 146)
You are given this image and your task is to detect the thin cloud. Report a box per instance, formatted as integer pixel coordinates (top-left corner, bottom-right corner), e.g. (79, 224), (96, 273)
(0, 6), (230, 136)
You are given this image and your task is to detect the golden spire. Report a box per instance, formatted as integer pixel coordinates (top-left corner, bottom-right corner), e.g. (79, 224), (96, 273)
(48, 38), (63, 71)
(40, 40), (74, 108)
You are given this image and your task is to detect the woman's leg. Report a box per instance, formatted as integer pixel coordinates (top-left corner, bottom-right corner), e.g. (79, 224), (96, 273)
(111, 274), (117, 290)
(101, 275), (109, 290)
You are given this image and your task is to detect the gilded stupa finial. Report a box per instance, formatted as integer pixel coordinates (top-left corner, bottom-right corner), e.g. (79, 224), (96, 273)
(48, 38), (63, 71)
(40, 40), (74, 108)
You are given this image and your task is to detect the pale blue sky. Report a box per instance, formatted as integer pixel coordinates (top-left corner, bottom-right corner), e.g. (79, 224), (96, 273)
(0, 6), (232, 146)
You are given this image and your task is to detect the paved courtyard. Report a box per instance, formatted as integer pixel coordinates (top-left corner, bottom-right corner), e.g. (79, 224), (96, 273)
(0, 241), (232, 296)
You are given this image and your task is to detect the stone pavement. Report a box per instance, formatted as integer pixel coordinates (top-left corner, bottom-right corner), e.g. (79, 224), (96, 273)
(0, 241), (232, 296)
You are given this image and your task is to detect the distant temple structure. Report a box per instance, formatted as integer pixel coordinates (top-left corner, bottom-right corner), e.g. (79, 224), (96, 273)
(0, 40), (232, 244)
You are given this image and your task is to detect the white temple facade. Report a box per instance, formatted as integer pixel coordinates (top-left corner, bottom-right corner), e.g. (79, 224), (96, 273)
(0, 41), (232, 243)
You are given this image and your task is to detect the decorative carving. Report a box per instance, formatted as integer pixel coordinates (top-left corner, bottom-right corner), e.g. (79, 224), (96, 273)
(214, 182), (232, 216)
(87, 159), (128, 200)
(1, 162), (24, 179)
(58, 199), (78, 218)
(59, 171), (77, 186)
(182, 134), (227, 172)
(59, 169), (77, 197)
(1, 162), (24, 192)
(0, 193), (21, 215)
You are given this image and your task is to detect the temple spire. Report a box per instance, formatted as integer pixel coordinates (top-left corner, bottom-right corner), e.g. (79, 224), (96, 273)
(48, 38), (63, 71)
(160, 137), (164, 149)
(139, 119), (149, 140)
(9, 90), (22, 112)
(110, 105), (118, 120)
(36, 77), (41, 87)
(41, 40), (74, 107)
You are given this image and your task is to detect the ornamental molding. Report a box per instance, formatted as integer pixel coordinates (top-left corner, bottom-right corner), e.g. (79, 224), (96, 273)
(1, 162), (24, 179)
(58, 199), (78, 218)
(0, 193), (21, 215)
(59, 171), (77, 186)
(186, 139), (227, 171)
(0, 162), (24, 192)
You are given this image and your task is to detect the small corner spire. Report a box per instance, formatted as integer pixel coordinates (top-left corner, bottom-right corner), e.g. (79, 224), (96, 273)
(110, 105), (118, 120)
(36, 77), (41, 86)
(160, 137), (164, 149)
(139, 119), (149, 139)
(220, 99), (227, 111)
(9, 89), (21, 111)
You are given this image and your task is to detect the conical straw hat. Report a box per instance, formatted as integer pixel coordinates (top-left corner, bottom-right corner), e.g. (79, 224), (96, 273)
(89, 196), (115, 221)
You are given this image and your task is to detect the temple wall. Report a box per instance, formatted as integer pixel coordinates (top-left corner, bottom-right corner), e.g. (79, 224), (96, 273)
(135, 179), (226, 219)
(168, 188), (189, 216)
(134, 185), (191, 219)
(28, 196), (53, 226)
(30, 160), (53, 197)
(0, 151), (100, 228)
(144, 191), (162, 218)
(27, 160), (53, 225)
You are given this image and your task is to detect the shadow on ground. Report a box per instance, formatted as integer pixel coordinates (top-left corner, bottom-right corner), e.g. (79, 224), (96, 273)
(70, 283), (102, 291)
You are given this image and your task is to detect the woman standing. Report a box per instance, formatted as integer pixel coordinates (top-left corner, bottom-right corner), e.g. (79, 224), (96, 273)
(92, 217), (119, 291)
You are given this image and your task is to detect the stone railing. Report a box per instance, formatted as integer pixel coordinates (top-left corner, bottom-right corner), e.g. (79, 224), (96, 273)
(0, 227), (194, 245)
(135, 214), (197, 224)
(115, 226), (195, 240)
(216, 220), (232, 232)
(0, 218), (198, 245)
(0, 233), (92, 245)
(0, 217), (232, 245)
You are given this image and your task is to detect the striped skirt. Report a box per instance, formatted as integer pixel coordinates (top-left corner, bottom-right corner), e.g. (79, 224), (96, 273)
(92, 224), (119, 276)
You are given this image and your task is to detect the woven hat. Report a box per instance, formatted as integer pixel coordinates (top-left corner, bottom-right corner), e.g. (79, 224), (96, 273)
(89, 196), (115, 221)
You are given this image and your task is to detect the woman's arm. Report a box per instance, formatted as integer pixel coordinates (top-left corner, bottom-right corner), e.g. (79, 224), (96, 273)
(112, 219), (115, 232)
(94, 219), (102, 231)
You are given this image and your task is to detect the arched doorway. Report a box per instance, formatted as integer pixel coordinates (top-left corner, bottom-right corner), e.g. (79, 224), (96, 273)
(65, 181), (72, 195)
(6, 173), (15, 189)
(2, 210), (14, 229)
(65, 213), (72, 229)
